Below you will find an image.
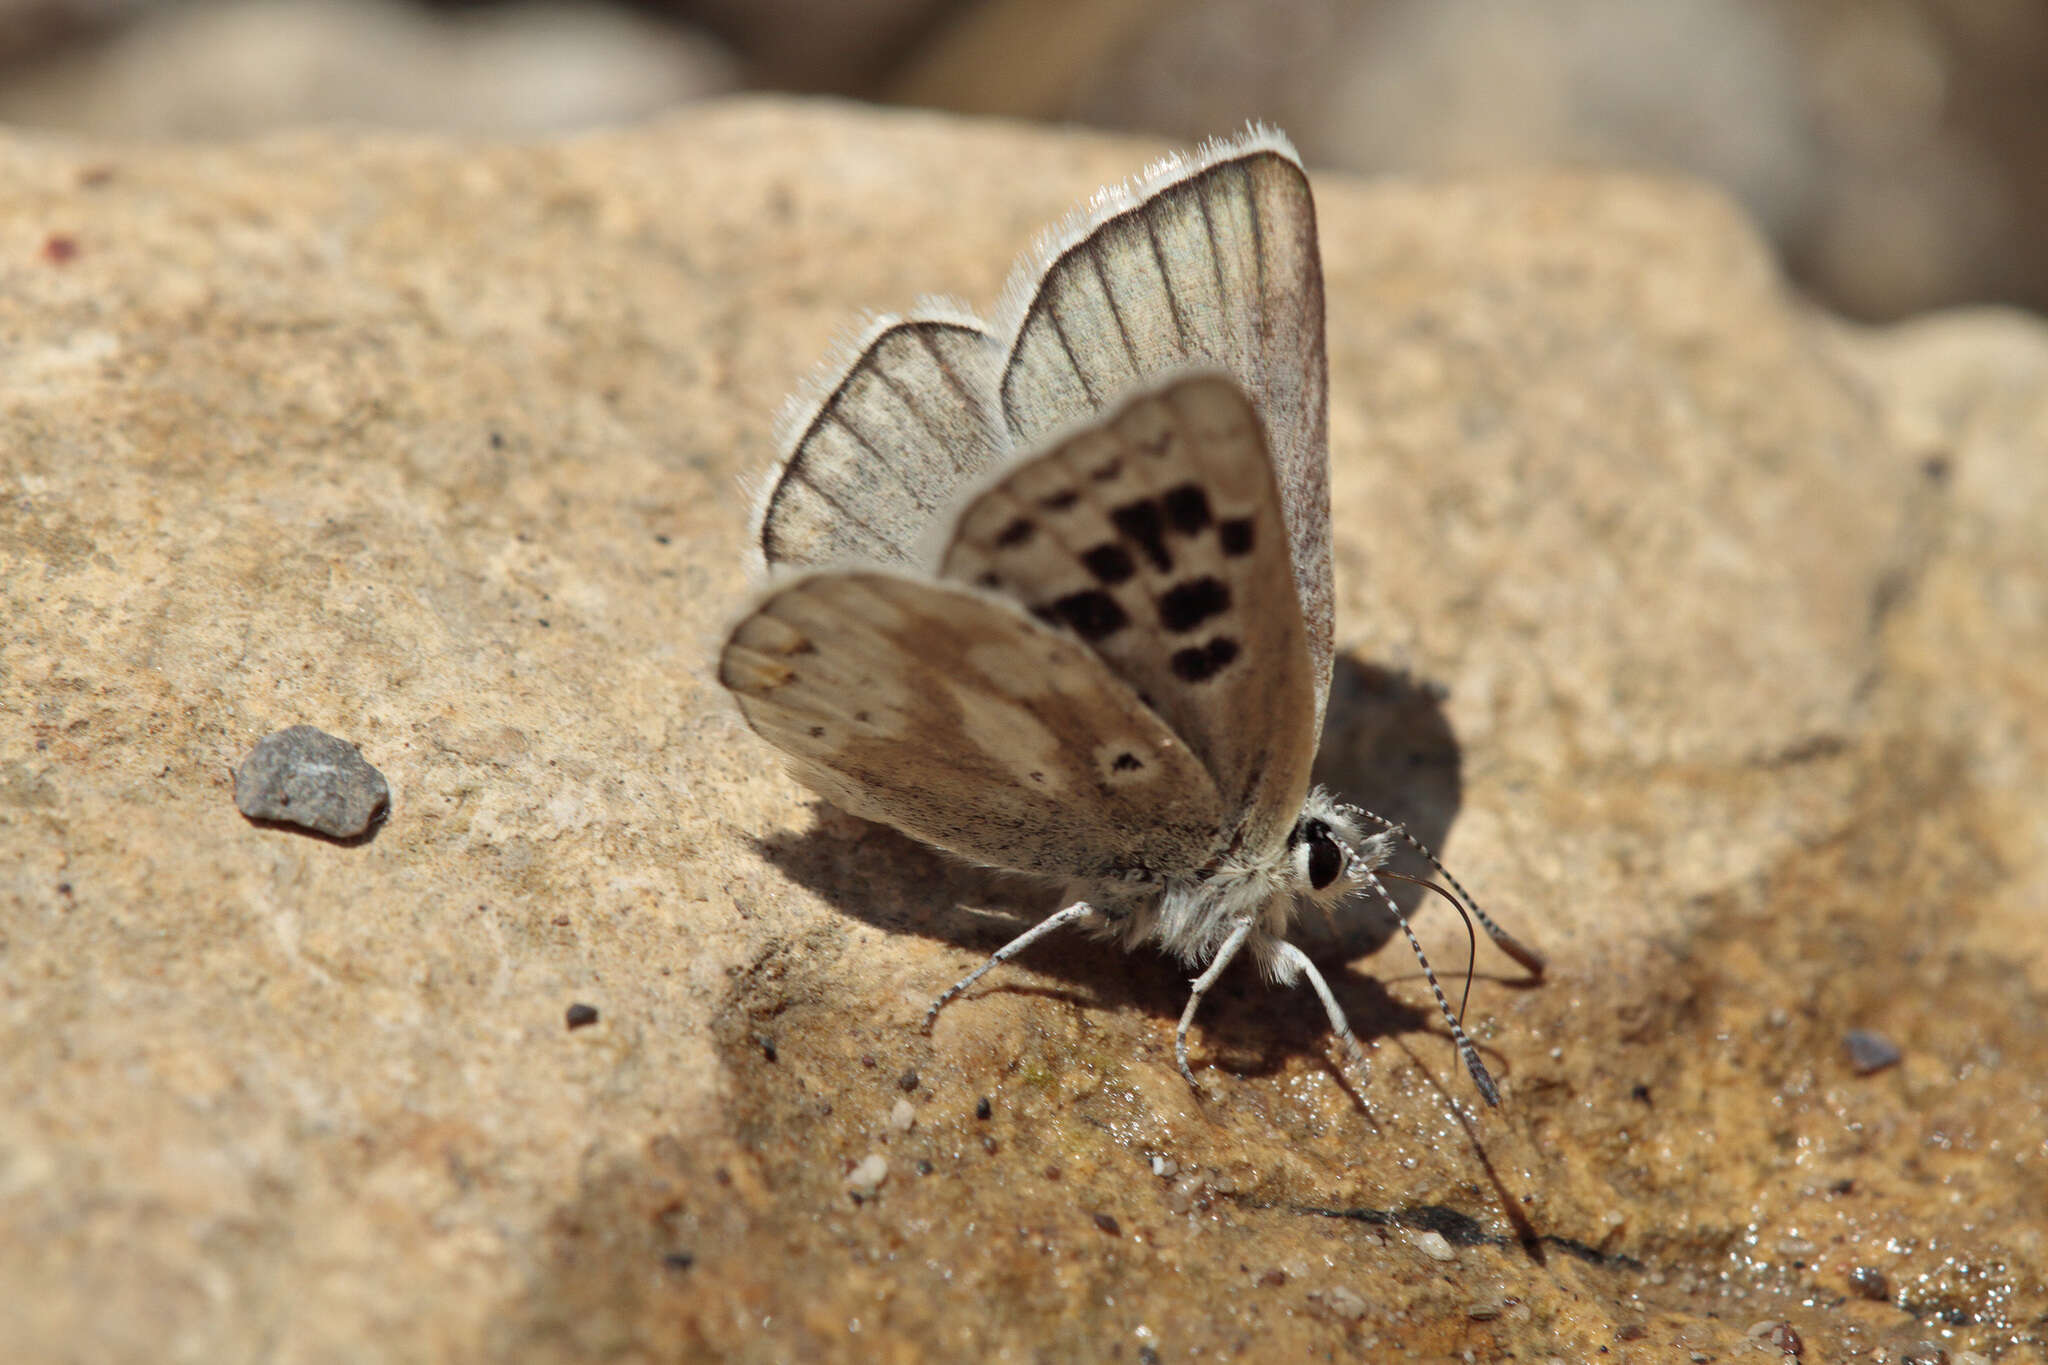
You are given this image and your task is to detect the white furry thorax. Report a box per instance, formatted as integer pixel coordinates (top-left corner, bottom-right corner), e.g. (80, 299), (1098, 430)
(1108, 788), (1398, 980)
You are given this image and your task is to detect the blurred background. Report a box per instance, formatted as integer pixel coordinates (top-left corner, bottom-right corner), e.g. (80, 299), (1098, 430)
(2, 0), (2043, 322)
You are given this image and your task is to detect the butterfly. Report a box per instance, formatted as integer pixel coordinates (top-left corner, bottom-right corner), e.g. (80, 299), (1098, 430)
(718, 127), (1543, 1103)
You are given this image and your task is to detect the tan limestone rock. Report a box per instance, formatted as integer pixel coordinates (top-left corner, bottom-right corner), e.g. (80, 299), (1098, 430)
(2, 100), (2043, 1361)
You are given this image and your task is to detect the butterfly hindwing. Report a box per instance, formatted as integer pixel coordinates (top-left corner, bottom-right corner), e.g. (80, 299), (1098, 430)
(938, 372), (1318, 856)
(720, 569), (1226, 880)
(991, 130), (1334, 728)
(755, 316), (1003, 569)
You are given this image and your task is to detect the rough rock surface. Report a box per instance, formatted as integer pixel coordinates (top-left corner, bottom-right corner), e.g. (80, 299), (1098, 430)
(2, 100), (2043, 1362)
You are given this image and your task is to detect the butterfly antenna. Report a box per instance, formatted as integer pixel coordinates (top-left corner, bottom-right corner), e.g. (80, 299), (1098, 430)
(1356, 866), (1500, 1107)
(1380, 870), (1480, 1021)
(1342, 805), (1546, 977)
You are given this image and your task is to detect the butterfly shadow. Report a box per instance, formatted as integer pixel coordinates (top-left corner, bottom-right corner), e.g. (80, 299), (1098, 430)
(753, 812), (1203, 1023)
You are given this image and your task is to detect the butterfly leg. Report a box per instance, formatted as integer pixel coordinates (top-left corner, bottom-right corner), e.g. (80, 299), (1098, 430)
(1174, 917), (1256, 1089)
(923, 900), (1099, 1032)
(1273, 940), (1369, 1086)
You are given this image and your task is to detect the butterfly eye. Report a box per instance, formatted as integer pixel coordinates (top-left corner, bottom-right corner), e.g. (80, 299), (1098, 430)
(1301, 818), (1346, 891)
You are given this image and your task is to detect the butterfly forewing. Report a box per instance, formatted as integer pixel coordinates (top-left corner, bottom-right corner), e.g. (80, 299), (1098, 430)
(993, 135), (1334, 728)
(720, 570), (1227, 880)
(939, 372), (1318, 856)
(757, 318), (1003, 568)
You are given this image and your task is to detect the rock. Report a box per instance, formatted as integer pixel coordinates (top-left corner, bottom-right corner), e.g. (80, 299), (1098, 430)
(844, 1153), (888, 1196)
(233, 725), (390, 838)
(1844, 1027), (1902, 1075)
(1, 101), (2043, 1364)
(1412, 1230), (1455, 1263)
(0, 0), (737, 136)
(1313, 1284), (1370, 1320)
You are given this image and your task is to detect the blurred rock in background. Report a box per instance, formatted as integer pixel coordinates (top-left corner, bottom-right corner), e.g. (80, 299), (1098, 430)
(0, 0), (2042, 319)
(0, 0), (738, 136)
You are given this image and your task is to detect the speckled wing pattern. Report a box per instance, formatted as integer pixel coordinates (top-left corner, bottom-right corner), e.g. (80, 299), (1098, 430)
(719, 569), (1226, 880)
(732, 127), (1330, 881)
(991, 133), (1331, 728)
(937, 373), (1317, 857)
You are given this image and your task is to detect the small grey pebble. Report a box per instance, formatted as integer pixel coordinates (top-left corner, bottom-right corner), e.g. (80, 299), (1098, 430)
(975, 1095), (992, 1120)
(565, 1003), (599, 1030)
(234, 725), (389, 838)
(896, 1068), (919, 1092)
(1845, 1028), (1902, 1075)
(1091, 1212), (1121, 1236)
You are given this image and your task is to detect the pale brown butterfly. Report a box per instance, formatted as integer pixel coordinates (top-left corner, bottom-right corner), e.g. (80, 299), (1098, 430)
(719, 128), (1543, 1102)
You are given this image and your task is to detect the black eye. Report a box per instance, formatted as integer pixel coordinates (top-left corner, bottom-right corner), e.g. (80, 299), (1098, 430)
(1302, 818), (1345, 891)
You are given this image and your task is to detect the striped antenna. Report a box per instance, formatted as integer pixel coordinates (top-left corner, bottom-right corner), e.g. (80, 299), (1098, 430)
(1341, 805), (1547, 977)
(1353, 863), (1501, 1106)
